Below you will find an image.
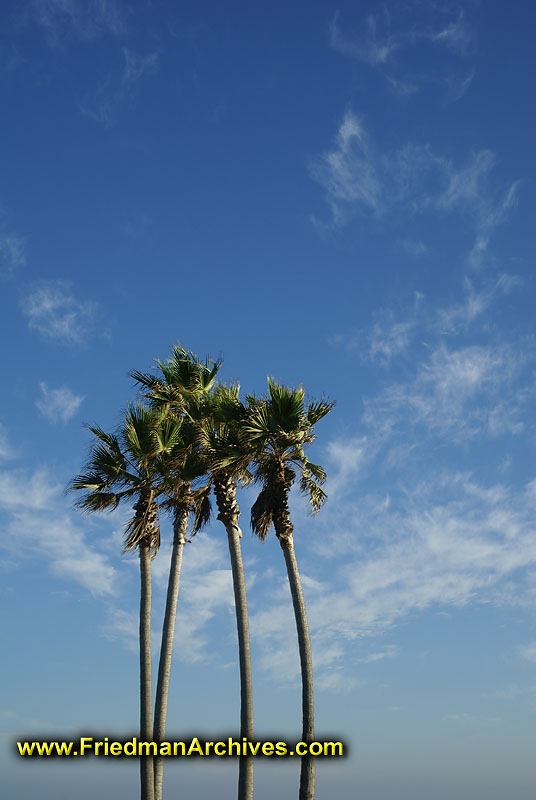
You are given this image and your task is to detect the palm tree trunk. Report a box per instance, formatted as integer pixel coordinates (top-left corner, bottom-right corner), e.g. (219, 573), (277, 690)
(214, 474), (254, 800)
(139, 543), (155, 800)
(226, 524), (254, 800)
(281, 538), (315, 800)
(153, 504), (189, 800)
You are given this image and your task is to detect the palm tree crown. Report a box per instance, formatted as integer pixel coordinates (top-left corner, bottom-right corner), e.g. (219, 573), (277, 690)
(246, 378), (334, 545)
(71, 404), (184, 553)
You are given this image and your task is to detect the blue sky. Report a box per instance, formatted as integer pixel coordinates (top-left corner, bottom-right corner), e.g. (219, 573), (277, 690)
(1, 1), (535, 797)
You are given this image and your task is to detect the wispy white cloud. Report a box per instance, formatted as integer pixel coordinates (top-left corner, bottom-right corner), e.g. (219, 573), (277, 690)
(27, 0), (128, 46)
(467, 180), (521, 269)
(436, 274), (521, 334)
(325, 437), (370, 500)
(309, 111), (381, 223)
(444, 712), (501, 725)
(285, 266), (536, 689)
(310, 110), (520, 257)
(333, 275), (524, 375)
(174, 568), (234, 663)
(399, 239), (429, 257)
(20, 280), (100, 344)
(315, 670), (360, 693)
(363, 341), (529, 442)
(518, 642), (536, 665)
(0, 466), (117, 596)
(369, 318), (415, 363)
(0, 424), (15, 462)
(143, 533), (238, 665)
(329, 4), (475, 99)
(247, 469), (536, 692)
(330, 271), (533, 466)
(122, 47), (158, 84)
(0, 231), (26, 277)
(323, 473), (536, 631)
(80, 46), (159, 127)
(35, 382), (84, 424)
(329, 296), (423, 365)
(101, 607), (139, 652)
(330, 9), (397, 66)
(357, 645), (399, 663)
(0, 467), (62, 511)
(486, 683), (536, 700)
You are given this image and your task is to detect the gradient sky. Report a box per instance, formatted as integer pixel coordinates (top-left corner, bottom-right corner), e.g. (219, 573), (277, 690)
(1, 1), (535, 798)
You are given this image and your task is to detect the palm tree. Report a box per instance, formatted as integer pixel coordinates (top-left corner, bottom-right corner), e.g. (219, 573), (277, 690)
(132, 346), (220, 800)
(197, 383), (255, 800)
(151, 445), (212, 800)
(70, 405), (183, 800)
(245, 379), (333, 800)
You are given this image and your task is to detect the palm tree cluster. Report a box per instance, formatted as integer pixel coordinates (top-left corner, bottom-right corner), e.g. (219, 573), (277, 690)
(70, 346), (333, 800)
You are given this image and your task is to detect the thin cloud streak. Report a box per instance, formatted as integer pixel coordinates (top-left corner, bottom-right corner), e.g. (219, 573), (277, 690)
(329, 4), (475, 99)
(310, 110), (519, 247)
(257, 472), (536, 690)
(0, 466), (117, 596)
(36, 382), (84, 424)
(0, 424), (15, 461)
(250, 270), (536, 690)
(80, 46), (159, 127)
(20, 280), (100, 344)
(0, 231), (26, 277)
(27, 0), (128, 46)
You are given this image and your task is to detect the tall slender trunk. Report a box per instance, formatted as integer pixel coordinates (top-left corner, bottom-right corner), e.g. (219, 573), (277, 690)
(227, 525), (254, 800)
(215, 475), (254, 800)
(274, 478), (315, 800)
(139, 543), (155, 800)
(281, 540), (315, 800)
(153, 502), (189, 800)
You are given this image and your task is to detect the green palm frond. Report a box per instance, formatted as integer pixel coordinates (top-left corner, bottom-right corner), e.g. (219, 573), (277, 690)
(303, 460), (327, 485)
(124, 511), (160, 555)
(82, 445), (125, 484)
(267, 377), (305, 431)
(153, 415), (184, 454)
(191, 485), (213, 534)
(122, 405), (153, 460)
(250, 486), (274, 541)
(307, 398), (335, 425)
(242, 401), (272, 442)
(246, 377), (333, 526)
(181, 450), (209, 483)
(299, 470), (327, 514)
(77, 491), (122, 512)
(85, 425), (122, 452)
(129, 369), (161, 391)
(239, 468), (254, 487)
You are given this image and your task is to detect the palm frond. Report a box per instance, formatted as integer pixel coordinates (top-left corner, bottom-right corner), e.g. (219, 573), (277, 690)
(181, 450), (209, 483)
(267, 377), (305, 431)
(85, 424), (122, 452)
(242, 401), (272, 441)
(304, 460), (327, 485)
(299, 470), (327, 514)
(239, 468), (254, 487)
(154, 416), (184, 454)
(129, 369), (160, 391)
(191, 485), (213, 533)
(307, 398), (335, 425)
(123, 499), (160, 555)
(76, 490), (122, 512)
(250, 486), (275, 541)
